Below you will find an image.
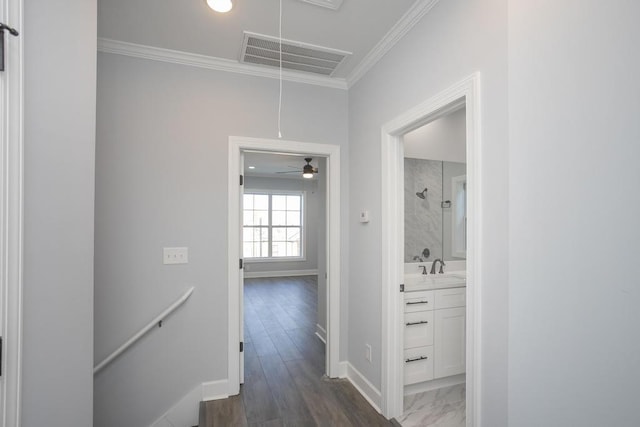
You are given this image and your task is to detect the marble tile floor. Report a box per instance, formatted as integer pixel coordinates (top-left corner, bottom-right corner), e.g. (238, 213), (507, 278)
(397, 384), (466, 427)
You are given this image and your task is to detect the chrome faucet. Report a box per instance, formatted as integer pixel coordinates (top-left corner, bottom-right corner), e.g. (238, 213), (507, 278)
(430, 259), (446, 274)
(418, 265), (428, 275)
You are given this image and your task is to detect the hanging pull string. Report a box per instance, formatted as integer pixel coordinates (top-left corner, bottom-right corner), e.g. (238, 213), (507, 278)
(278, 0), (283, 138)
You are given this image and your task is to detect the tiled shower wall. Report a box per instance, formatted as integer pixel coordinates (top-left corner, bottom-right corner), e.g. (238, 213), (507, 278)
(404, 158), (443, 262)
(404, 158), (466, 263)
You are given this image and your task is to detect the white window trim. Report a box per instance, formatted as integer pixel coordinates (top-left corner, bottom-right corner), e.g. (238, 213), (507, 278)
(243, 189), (307, 262)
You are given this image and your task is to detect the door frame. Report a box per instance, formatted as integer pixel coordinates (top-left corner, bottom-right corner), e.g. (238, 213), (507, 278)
(227, 136), (341, 394)
(380, 73), (482, 423)
(0, 0), (23, 425)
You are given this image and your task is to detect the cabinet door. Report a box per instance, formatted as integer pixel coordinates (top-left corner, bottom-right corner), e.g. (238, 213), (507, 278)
(404, 310), (434, 349)
(404, 346), (434, 385)
(434, 307), (466, 378)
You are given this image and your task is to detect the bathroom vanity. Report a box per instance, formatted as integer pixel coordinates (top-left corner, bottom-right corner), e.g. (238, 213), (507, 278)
(403, 273), (466, 387)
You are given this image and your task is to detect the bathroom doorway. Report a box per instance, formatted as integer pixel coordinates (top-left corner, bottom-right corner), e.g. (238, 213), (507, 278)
(380, 74), (482, 423)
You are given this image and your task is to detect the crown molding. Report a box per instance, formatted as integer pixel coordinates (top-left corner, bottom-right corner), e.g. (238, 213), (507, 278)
(98, 38), (349, 90)
(345, 0), (440, 87)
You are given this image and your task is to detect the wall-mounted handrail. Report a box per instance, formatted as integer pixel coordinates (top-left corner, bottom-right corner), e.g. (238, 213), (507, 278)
(94, 286), (195, 374)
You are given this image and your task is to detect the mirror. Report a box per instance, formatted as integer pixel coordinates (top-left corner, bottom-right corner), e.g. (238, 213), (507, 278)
(403, 107), (466, 262)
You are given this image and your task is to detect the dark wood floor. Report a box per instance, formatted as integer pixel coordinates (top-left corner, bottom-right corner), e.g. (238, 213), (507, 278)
(200, 276), (392, 427)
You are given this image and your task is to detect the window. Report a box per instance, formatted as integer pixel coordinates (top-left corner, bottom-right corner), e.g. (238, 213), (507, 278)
(243, 192), (303, 259)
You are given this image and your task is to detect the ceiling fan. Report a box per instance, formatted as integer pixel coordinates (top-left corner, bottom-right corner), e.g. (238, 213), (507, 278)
(275, 157), (318, 179)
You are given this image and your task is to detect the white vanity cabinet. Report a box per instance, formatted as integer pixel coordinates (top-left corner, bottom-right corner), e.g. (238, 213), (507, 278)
(403, 290), (434, 385)
(404, 286), (466, 386)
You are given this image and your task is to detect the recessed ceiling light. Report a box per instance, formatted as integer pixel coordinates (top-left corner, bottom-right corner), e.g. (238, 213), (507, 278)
(248, 166), (255, 169)
(206, 0), (233, 13)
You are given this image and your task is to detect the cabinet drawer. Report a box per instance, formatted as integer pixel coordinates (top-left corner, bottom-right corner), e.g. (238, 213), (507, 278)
(434, 287), (466, 309)
(404, 311), (434, 348)
(404, 290), (434, 313)
(403, 346), (434, 385)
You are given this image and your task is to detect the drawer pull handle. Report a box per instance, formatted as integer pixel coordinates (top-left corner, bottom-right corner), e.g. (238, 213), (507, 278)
(405, 320), (429, 326)
(406, 300), (429, 305)
(405, 356), (428, 363)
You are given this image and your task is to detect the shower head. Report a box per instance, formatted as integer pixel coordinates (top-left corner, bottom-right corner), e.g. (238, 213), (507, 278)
(416, 188), (428, 199)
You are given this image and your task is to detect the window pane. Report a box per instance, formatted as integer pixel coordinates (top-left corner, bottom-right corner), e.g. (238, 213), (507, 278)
(243, 242), (253, 258)
(254, 195), (268, 210)
(287, 195), (300, 211)
(261, 242), (269, 257)
(243, 211), (254, 226)
(286, 227), (300, 241)
(272, 241), (286, 257)
(272, 210), (286, 226)
(253, 242), (266, 258)
(272, 195), (286, 210)
(272, 227), (287, 241)
(286, 211), (301, 226)
(254, 210), (268, 226)
(243, 194), (253, 210)
(243, 227), (254, 242)
(287, 242), (300, 257)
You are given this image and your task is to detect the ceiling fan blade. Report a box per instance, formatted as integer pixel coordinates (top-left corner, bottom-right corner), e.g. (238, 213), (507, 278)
(275, 170), (301, 174)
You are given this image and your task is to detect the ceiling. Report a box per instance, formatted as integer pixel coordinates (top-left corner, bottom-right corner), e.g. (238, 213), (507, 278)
(244, 152), (320, 180)
(98, 0), (429, 83)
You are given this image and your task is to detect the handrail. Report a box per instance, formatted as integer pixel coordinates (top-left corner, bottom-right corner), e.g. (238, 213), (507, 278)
(94, 286), (195, 374)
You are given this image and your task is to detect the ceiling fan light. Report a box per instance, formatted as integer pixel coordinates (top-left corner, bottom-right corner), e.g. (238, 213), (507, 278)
(206, 0), (233, 13)
(302, 163), (314, 179)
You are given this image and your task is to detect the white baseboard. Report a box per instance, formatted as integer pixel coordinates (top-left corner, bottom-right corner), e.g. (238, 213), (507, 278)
(343, 362), (383, 414)
(403, 374), (465, 396)
(315, 323), (327, 344)
(243, 269), (318, 279)
(149, 379), (229, 427)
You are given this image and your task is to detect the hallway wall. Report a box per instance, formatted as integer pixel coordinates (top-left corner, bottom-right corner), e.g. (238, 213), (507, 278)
(94, 53), (348, 427)
(22, 0), (96, 426)
(347, 0), (508, 424)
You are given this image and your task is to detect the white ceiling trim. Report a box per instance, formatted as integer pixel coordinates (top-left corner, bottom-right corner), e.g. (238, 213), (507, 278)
(98, 38), (349, 90)
(345, 0), (440, 87)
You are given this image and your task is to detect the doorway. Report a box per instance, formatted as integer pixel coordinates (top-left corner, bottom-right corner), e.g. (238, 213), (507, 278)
(380, 74), (481, 423)
(227, 136), (342, 396)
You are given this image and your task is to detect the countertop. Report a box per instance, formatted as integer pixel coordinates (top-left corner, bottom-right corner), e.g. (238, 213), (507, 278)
(404, 271), (466, 292)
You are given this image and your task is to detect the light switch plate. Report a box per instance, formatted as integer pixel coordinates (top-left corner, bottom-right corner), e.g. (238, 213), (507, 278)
(359, 210), (370, 223)
(163, 247), (188, 265)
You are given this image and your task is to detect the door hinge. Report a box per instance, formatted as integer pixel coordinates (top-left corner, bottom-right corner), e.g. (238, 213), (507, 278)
(240, 341), (244, 352)
(240, 174), (244, 186)
(400, 284), (405, 292)
(239, 258), (243, 269)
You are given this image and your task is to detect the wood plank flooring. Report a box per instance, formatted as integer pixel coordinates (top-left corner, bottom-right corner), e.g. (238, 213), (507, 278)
(200, 276), (391, 427)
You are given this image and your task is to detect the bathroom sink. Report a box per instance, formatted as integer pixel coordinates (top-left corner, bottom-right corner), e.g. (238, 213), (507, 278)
(404, 272), (466, 289)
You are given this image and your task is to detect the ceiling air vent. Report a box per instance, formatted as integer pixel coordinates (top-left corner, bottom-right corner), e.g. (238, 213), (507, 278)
(241, 32), (351, 77)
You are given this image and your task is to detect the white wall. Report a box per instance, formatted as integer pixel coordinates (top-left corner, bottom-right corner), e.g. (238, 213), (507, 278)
(22, 0), (96, 426)
(94, 53), (348, 426)
(404, 107), (466, 163)
(508, 1), (640, 425)
(348, 0), (508, 424)
(244, 176), (322, 275)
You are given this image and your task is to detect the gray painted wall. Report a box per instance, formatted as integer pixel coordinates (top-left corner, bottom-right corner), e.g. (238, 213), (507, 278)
(94, 53), (348, 426)
(348, 0), (508, 424)
(22, 0), (96, 426)
(244, 176), (322, 274)
(508, 1), (640, 425)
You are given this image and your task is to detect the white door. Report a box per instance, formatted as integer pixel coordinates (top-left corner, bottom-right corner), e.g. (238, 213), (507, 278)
(0, 0), (22, 425)
(434, 307), (466, 378)
(239, 152), (245, 384)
